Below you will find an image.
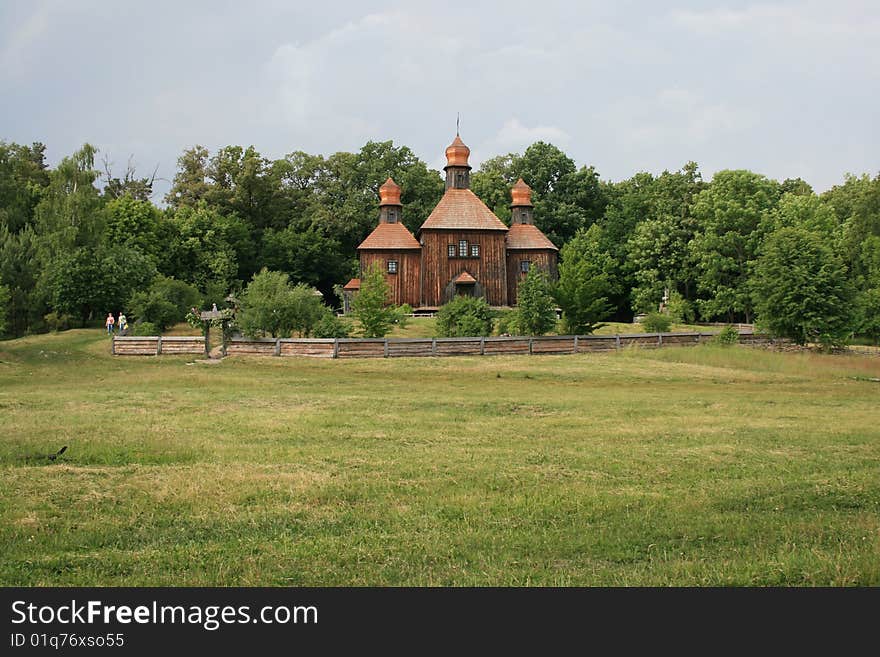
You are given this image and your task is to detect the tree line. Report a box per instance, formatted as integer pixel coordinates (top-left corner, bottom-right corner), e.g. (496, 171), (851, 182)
(0, 138), (878, 345)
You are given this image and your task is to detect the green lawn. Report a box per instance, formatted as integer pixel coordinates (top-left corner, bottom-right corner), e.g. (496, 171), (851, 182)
(1, 329), (878, 585)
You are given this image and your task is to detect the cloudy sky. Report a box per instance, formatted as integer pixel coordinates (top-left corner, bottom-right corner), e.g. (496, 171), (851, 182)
(2, 0), (877, 198)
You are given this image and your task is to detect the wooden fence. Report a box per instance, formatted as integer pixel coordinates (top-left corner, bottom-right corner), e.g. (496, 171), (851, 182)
(112, 335), (206, 356)
(113, 332), (782, 358)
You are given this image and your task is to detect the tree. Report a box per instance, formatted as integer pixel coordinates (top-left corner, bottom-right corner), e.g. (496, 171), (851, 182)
(0, 284), (9, 337)
(165, 201), (250, 295)
(261, 226), (352, 298)
(689, 170), (781, 322)
(555, 226), (612, 334)
(351, 264), (398, 338)
(104, 195), (172, 269)
(42, 245), (156, 324)
(513, 269), (557, 336)
(625, 163), (705, 314)
(435, 295), (494, 337)
(165, 145), (211, 208)
(752, 227), (855, 347)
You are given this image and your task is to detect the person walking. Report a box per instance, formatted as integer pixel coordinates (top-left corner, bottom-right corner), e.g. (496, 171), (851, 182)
(118, 313), (128, 335)
(106, 313), (115, 335)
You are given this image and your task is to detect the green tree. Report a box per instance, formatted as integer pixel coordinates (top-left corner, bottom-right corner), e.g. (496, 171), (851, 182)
(435, 295), (494, 337)
(165, 145), (211, 209)
(555, 226), (612, 334)
(261, 226), (352, 298)
(42, 245), (156, 324)
(165, 201), (250, 294)
(513, 269), (557, 336)
(104, 195), (172, 269)
(689, 170), (781, 322)
(351, 264), (398, 338)
(752, 227), (855, 347)
(0, 284), (9, 337)
(625, 163), (705, 314)
(237, 269), (297, 338)
(0, 141), (49, 234)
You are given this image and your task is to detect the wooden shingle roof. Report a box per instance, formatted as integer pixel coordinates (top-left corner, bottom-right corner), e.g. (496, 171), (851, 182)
(357, 222), (421, 250)
(420, 189), (508, 231)
(452, 271), (477, 284)
(506, 223), (558, 250)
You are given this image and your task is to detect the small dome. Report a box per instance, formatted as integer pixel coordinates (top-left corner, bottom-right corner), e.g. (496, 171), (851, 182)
(379, 177), (402, 206)
(510, 178), (533, 207)
(445, 135), (471, 168)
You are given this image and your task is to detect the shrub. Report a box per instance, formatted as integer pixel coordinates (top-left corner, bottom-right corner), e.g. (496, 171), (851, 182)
(494, 309), (516, 336)
(666, 291), (695, 324)
(132, 321), (158, 336)
(128, 276), (201, 332)
(237, 269), (331, 338)
(436, 295), (494, 337)
(351, 264), (399, 338)
(313, 311), (352, 338)
(713, 325), (739, 345)
(641, 312), (672, 333)
(43, 311), (74, 332)
(514, 269), (557, 336)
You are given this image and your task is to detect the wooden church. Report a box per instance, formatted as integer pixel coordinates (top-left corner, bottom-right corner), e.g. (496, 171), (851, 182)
(344, 133), (558, 310)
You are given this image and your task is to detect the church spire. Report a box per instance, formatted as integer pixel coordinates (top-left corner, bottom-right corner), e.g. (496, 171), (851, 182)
(444, 133), (471, 190)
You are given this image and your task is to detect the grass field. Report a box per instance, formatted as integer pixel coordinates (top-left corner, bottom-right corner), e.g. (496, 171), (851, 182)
(1, 329), (879, 586)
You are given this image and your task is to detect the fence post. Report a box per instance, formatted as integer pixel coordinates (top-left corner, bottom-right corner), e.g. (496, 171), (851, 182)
(384, 339), (389, 358)
(529, 338), (533, 355)
(432, 338), (437, 356)
(480, 337), (485, 355)
(111, 336), (116, 355)
(658, 333), (663, 347)
(573, 335), (579, 353)
(615, 334), (621, 350)
(333, 338), (339, 359)
(156, 336), (162, 355)
(274, 338), (281, 356)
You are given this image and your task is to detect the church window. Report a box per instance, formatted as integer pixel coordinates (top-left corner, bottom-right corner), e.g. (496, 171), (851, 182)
(387, 260), (398, 274)
(520, 260), (530, 273)
(459, 240), (468, 257)
(448, 244), (456, 257)
(388, 210), (397, 223)
(470, 244), (480, 258)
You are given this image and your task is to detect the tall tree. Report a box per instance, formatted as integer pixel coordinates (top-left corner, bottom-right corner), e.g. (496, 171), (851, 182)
(689, 170), (781, 322)
(752, 227), (855, 347)
(555, 225), (613, 334)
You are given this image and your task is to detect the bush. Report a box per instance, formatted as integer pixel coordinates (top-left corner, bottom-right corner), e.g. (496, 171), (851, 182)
(351, 264), (401, 338)
(43, 311), (74, 332)
(494, 309), (517, 336)
(713, 325), (739, 345)
(313, 311), (352, 338)
(128, 276), (201, 332)
(436, 296), (494, 337)
(132, 321), (158, 336)
(237, 269), (330, 338)
(641, 312), (672, 333)
(514, 269), (557, 336)
(666, 291), (695, 324)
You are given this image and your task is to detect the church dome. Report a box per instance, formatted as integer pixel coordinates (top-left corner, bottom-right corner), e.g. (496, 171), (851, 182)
(379, 177), (402, 206)
(510, 178), (533, 207)
(445, 135), (471, 168)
